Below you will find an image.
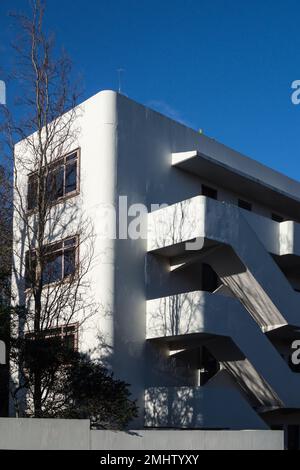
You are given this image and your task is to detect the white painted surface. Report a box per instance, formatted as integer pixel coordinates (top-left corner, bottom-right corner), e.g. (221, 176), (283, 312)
(0, 418), (90, 450)
(91, 429), (284, 451)
(0, 419), (284, 450)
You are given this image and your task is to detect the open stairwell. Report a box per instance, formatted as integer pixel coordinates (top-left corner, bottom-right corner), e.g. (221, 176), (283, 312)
(147, 196), (300, 415)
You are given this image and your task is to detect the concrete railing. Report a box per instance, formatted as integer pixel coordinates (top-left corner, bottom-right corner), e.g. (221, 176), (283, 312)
(0, 418), (283, 450)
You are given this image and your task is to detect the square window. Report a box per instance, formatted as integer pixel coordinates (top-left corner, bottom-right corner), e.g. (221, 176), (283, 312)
(27, 174), (38, 211)
(43, 253), (63, 285)
(238, 199), (252, 211)
(46, 166), (64, 201)
(27, 150), (79, 210)
(64, 249), (76, 277)
(65, 161), (77, 194)
(202, 185), (218, 200)
(64, 237), (77, 247)
(25, 251), (36, 289)
(272, 213), (284, 223)
(66, 153), (77, 163)
(25, 323), (79, 359)
(25, 236), (78, 289)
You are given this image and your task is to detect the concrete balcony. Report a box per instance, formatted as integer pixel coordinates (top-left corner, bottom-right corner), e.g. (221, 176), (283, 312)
(147, 196), (300, 330)
(148, 194), (300, 258)
(146, 195), (300, 421)
(146, 290), (300, 410)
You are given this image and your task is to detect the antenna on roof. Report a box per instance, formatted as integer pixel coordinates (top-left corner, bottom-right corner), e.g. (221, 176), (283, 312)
(117, 68), (125, 94)
(0, 80), (6, 106)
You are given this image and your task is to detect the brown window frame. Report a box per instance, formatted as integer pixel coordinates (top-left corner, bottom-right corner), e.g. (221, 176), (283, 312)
(27, 148), (81, 212)
(25, 235), (79, 291)
(25, 322), (79, 353)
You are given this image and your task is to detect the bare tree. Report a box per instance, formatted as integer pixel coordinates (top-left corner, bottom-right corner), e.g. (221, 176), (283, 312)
(0, 165), (12, 417)
(0, 165), (12, 304)
(0, 0), (97, 418)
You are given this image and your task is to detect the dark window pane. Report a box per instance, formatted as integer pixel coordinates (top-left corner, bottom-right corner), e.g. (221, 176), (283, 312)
(64, 334), (75, 350)
(44, 241), (63, 256)
(272, 213), (284, 223)
(202, 263), (219, 292)
(25, 251), (36, 289)
(202, 185), (218, 200)
(43, 253), (63, 285)
(27, 174), (38, 211)
(199, 346), (219, 386)
(65, 325), (76, 334)
(46, 328), (61, 337)
(46, 166), (64, 202)
(66, 153), (77, 163)
(45, 172), (53, 201)
(64, 237), (77, 247)
(25, 252), (30, 289)
(25, 324), (78, 362)
(25, 237), (77, 289)
(65, 162), (77, 194)
(238, 199), (252, 211)
(64, 248), (76, 277)
(55, 168), (64, 199)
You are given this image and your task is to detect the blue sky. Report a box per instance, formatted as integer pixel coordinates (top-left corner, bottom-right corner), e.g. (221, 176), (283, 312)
(1, 0), (300, 179)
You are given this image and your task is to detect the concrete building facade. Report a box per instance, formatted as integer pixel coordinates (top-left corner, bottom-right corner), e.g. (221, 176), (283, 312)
(12, 90), (300, 448)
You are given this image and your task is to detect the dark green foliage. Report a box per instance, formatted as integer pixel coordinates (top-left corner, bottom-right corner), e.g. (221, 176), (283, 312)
(11, 331), (138, 428)
(56, 353), (138, 429)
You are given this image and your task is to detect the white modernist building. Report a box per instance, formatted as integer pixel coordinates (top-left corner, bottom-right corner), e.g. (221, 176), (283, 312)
(13, 90), (300, 447)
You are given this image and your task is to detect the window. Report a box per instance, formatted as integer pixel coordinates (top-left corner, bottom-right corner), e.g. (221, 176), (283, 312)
(27, 150), (79, 210)
(202, 185), (218, 200)
(25, 323), (79, 353)
(202, 263), (219, 292)
(198, 346), (220, 386)
(25, 236), (78, 289)
(272, 213), (284, 223)
(238, 199), (252, 211)
(27, 173), (38, 212)
(45, 324), (78, 351)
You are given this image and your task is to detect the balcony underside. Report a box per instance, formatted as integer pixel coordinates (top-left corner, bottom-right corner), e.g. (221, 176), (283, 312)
(172, 151), (300, 221)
